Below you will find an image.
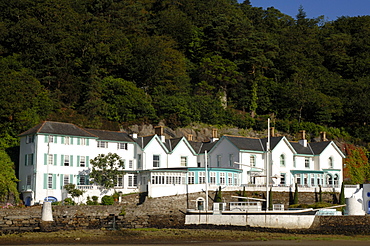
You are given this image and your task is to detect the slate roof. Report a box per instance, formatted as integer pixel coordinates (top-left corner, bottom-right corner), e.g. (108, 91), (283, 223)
(260, 136), (285, 151)
(84, 129), (134, 142)
(135, 135), (156, 149)
(164, 138), (182, 152)
(224, 136), (264, 152)
(309, 141), (332, 155)
(289, 142), (314, 155)
(18, 121), (94, 137)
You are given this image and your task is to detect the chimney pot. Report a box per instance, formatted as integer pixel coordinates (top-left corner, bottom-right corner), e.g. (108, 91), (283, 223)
(320, 131), (327, 141)
(155, 126), (164, 136)
(187, 134), (193, 141)
(270, 127), (275, 137)
(300, 130), (306, 140)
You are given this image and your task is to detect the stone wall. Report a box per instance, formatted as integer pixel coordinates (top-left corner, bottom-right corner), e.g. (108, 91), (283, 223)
(0, 191), (362, 234)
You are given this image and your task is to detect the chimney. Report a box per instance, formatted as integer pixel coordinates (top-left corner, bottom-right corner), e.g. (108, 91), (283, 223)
(320, 131), (327, 141)
(155, 126), (164, 136)
(131, 133), (138, 139)
(298, 130), (307, 147)
(211, 128), (219, 143)
(270, 127), (275, 137)
(187, 134), (193, 141)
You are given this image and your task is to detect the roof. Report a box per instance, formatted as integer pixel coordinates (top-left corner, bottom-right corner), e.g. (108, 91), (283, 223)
(134, 135), (156, 149)
(309, 141), (334, 155)
(224, 136), (264, 152)
(290, 142), (314, 155)
(260, 136), (285, 151)
(164, 138), (182, 152)
(84, 129), (134, 142)
(18, 121), (94, 137)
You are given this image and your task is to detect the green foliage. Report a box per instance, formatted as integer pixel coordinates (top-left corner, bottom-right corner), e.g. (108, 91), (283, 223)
(64, 183), (85, 202)
(101, 195), (114, 205)
(64, 198), (75, 205)
(0, 150), (19, 203)
(90, 153), (125, 189)
(343, 143), (370, 184)
(339, 182), (345, 205)
(214, 186), (223, 202)
(293, 183), (299, 204)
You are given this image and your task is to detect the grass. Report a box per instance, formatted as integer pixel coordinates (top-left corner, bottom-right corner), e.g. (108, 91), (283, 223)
(1, 228), (370, 245)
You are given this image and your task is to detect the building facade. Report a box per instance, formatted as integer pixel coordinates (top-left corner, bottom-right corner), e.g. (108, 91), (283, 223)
(18, 122), (344, 205)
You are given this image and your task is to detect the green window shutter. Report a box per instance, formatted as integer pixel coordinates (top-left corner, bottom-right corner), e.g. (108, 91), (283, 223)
(60, 174), (64, 189)
(77, 175), (80, 185)
(44, 135), (48, 143)
(54, 154), (57, 166)
(77, 156), (80, 167)
(86, 156), (89, 167)
(70, 155), (73, 167)
(86, 138), (89, 146)
(25, 155), (28, 166)
(61, 137), (65, 144)
(86, 175), (90, 185)
(77, 137), (80, 145)
(54, 136), (57, 143)
(44, 153), (47, 165)
(61, 154), (64, 166)
(70, 175), (74, 184)
(43, 174), (48, 189)
(52, 174), (57, 189)
(71, 137), (74, 145)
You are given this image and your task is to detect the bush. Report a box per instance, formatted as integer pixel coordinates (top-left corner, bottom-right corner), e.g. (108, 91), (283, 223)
(64, 198), (75, 205)
(101, 195), (114, 205)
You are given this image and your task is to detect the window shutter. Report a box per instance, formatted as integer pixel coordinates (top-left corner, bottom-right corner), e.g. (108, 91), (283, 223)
(61, 137), (65, 144)
(86, 156), (89, 167)
(44, 153), (47, 165)
(44, 135), (48, 143)
(77, 175), (80, 185)
(71, 137), (74, 145)
(77, 156), (80, 167)
(43, 174), (48, 189)
(70, 155), (73, 167)
(70, 175), (74, 184)
(86, 175), (90, 185)
(54, 136), (57, 143)
(52, 174), (57, 189)
(54, 154), (57, 166)
(60, 174), (64, 189)
(25, 155), (28, 166)
(86, 138), (89, 146)
(77, 137), (80, 145)
(61, 154), (64, 166)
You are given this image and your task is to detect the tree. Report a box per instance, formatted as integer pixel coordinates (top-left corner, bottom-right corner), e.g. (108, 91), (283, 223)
(268, 187), (273, 210)
(214, 186), (222, 202)
(293, 183), (299, 204)
(90, 152), (125, 189)
(339, 182), (345, 205)
(0, 149), (19, 203)
(63, 183), (85, 203)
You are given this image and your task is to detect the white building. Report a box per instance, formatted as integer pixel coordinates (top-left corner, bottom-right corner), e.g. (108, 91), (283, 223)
(18, 121), (344, 205)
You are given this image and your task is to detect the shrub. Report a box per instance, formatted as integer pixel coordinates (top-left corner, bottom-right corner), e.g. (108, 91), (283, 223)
(64, 198), (75, 205)
(101, 195), (114, 205)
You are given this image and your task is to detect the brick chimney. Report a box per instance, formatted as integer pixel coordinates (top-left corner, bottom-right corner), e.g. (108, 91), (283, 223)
(187, 134), (193, 141)
(211, 128), (219, 142)
(270, 127), (275, 137)
(320, 131), (327, 141)
(155, 126), (165, 142)
(298, 130), (307, 147)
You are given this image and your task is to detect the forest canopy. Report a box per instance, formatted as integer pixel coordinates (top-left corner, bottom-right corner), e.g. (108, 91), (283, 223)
(0, 0), (370, 143)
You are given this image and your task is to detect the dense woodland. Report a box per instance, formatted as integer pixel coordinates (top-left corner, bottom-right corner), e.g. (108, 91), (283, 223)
(1, 0), (370, 202)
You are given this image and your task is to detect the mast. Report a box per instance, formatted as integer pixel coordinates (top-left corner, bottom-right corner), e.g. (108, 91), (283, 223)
(266, 118), (270, 211)
(205, 150), (208, 212)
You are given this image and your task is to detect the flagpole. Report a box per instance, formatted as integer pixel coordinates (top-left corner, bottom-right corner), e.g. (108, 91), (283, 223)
(205, 150), (208, 212)
(266, 118), (270, 211)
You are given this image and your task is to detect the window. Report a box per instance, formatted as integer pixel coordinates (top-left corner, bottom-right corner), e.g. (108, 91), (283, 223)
(217, 155), (221, 167)
(97, 141), (108, 148)
(118, 143), (128, 150)
(128, 174), (137, 187)
(65, 136), (70, 145)
(234, 173), (238, 186)
(64, 155), (70, 166)
(79, 176), (86, 185)
(64, 175), (69, 186)
(220, 172), (225, 185)
(229, 154), (234, 167)
(280, 154), (285, 166)
(326, 174), (333, 186)
(26, 135), (34, 144)
(328, 157), (333, 168)
(303, 174), (308, 186)
(180, 156), (187, 167)
(280, 173), (286, 185)
(80, 138), (86, 146)
(199, 172), (205, 184)
(293, 157), (296, 168)
(188, 172), (195, 184)
(48, 154), (53, 165)
(25, 154), (34, 166)
(228, 173), (233, 185)
(311, 177), (315, 187)
(153, 155), (160, 167)
(334, 174), (339, 187)
(80, 156), (86, 167)
(137, 154), (142, 169)
(26, 175), (32, 188)
(48, 174), (53, 189)
(117, 175), (123, 187)
(210, 172), (216, 184)
(129, 160), (133, 169)
(295, 174), (301, 185)
(305, 158), (310, 168)
(250, 155), (256, 167)
(48, 135), (54, 143)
